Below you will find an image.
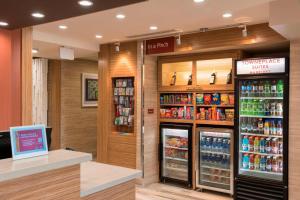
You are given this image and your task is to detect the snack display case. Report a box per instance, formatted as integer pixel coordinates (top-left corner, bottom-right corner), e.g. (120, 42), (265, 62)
(160, 124), (193, 187)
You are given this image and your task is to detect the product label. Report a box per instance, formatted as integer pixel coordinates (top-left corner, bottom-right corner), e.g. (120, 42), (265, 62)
(237, 58), (286, 75)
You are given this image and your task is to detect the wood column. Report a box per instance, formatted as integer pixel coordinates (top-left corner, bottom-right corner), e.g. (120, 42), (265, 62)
(21, 27), (33, 125)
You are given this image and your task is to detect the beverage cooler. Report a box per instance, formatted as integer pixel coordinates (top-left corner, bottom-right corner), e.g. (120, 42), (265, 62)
(160, 124), (192, 187)
(196, 128), (234, 195)
(234, 58), (289, 200)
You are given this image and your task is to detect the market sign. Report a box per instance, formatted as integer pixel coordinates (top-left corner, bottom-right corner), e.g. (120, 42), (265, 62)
(146, 36), (175, 55)
(236, 58), (286, 75)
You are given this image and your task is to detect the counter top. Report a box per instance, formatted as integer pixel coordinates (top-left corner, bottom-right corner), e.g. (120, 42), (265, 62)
(80, 161), (142, 197)
(0, 149), (92, 182)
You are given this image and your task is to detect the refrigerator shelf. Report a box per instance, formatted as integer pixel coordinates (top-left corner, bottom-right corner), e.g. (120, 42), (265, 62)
(164, 146), (188, 151)
(201, 172), (230, 179)
(201, 150), (231, 156)
(240, 97), (284, 100)
(240, 168), (282, 176)
(240, 151), (283, 157)
(200, 131), (231, 138)
(241, 132), (283, 138)
(165, 157), (188, 162)
(165, 167), (188, 173)
(201, 165), (231, 171)
(240, 115), (283, 119)
(200, 179), (230, 186)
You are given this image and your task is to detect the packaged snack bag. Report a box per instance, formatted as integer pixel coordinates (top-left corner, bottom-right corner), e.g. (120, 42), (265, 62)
(229, 94), (235, 105)
(204, 94), (212, 105)
(171, 108), (178, 118)
(200, 108), (206, 120)
(186, 107), (191, 119)
(165, 109), (171, 118)
(196, 94), (204, 105)
(178, 108), (184, 119)
(221, 94), (230, 105)
(225, 109), (234, 121)
(212, 93), (221, 105)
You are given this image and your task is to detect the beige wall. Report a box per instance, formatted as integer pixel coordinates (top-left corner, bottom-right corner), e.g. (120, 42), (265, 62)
(289, 40), (300, 200)
(61, 59), (98, 157)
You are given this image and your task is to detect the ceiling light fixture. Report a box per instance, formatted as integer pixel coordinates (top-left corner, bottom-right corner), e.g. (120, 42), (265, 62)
(241, 25), (248, 37)
(95, 34), (103, 39)
(176, 34), (181, 46)
(222, 12), (232, 18)
(32, 12), (45, 18)
(32, 49), (39, 54)
(59, 25), (68, 30)
(149, 26), (158, 31)
(78, 0), (93, 6)
(194, 0), (205, 3)
(0, 21), (8, 26)
(116, 14), (126, 19)
(115, 42), (120, 52)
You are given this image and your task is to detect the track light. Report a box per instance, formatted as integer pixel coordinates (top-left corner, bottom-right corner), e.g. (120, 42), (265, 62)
(242, 25), (248, 37)
(176, 34), (181, 46)
(115, 42), (120, 52)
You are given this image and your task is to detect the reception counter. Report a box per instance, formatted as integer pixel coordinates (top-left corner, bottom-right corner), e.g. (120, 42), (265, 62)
(0, 150), (142, 200)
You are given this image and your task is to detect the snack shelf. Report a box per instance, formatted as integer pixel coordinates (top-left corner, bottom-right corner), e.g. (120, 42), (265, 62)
(160, 119), (194, 124)
(160, 104), (194, 107)
(196, 104), (234, 108)
(196, 120), (234, 126)
(241, 132), (283, 138)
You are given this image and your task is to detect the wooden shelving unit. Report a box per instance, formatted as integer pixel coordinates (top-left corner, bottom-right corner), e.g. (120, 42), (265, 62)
(160, 119), (194, 124)
(195, 120), (234, 126)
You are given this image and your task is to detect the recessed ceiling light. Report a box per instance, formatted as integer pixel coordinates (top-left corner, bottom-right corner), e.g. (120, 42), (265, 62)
(116, 14), (126, 19)
(95, 34), (103, 39)
(32, 12), (45, 18)
(222, 12), (232, 18)
(32, 49), (39, 54)
(194, 0), (205, 3)
(149, 26), (158, 31)
(0, 21), (8, 26)
(78, 0), (93, 7)
(59, 25), (68, 30)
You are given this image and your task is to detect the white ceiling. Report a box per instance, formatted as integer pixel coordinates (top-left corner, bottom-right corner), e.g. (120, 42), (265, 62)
(33, 0), (273, 60)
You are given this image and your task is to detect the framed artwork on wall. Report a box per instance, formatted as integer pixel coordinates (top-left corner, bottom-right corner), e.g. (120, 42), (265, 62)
(82, 73), (98, 107)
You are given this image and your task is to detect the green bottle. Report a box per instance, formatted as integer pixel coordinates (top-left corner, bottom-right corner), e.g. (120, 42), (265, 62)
(277, 80), (284, 97)
(264, 81), (271, 97)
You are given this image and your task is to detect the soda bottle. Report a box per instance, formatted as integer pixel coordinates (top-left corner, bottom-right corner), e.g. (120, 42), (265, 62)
(252, 118), (258, 134)
(240, 99), (246, 115)
(241, 81), (247, 97)
(249, 154), (255, 170)
(247, 118), (253, 133)
(260, 137), (266, 153)
(254, 137), (260, 152)
(241, 118), (247, 133)
(248, 136), (254, 152)
(270, 102), (276, 116)
(264, 120), (270, 135)
(266, 156), (272, 172)
(258, 99), (265, 116)
(271, 80), (277, 97)
(260, 156), (266, 171)
(277, 80), (284, 97)
(278, 141), (283, 154)
(265, 100), (270, 116)
(270, 120), (275, 135)
(264, 81), (271, 97)
(272, 156), (279, 172)
(265, 138), (272, 153)
(243, 154), (249, 169)
(253, 99), (258, 116)
(276, 102), (283, 117)
(258, 118), (264, 134)
(278, 157), (283, 173)
(272, 138), (279, 154)
(258, 80), (265, 97)
(254, 155), (261, 170)
(242, 136), (249, 151)
(247, 99), (253, 115)
(252, 81), (258, 97)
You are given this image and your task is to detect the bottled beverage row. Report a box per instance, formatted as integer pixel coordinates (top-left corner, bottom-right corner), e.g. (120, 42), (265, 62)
(240, 118), (283, 136)
(242, 136), (283, 154)
(201, 153), (231, 169)
(200, 136), (231, 153)
(240, 80), (284, 97)
(242, 153), (283, 173)
(240, 99), (283, 117)
(160, 93), (193, 105)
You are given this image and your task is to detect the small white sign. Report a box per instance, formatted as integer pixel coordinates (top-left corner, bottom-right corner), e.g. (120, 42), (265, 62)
(237, 58), (286, 75)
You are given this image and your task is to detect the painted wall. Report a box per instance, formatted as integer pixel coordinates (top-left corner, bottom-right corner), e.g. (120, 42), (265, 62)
(0, 29), (21, 130)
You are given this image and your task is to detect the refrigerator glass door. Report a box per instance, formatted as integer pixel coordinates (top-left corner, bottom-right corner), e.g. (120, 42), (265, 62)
(238, 78), (284, 181)
(162, 128), (189, 181)
(199, 130), (232, 191)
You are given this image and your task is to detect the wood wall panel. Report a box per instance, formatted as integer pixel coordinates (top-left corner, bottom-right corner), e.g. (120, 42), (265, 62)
(289, 40), (300, 200)
(47, 60), (61, 150)
(98, 41), (139, 169)
(61, 60), (98, 157)
(0, 165), (80, 200)
(21, 27), (33, 126)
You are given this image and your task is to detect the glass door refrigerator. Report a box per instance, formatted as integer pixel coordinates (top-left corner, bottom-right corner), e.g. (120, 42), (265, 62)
(234, 58), (289, 200)
(196, 128), (234, 195)
(160, 124), (192, 188)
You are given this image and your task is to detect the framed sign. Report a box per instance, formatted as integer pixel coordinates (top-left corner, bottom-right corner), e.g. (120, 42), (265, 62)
(82, 73), (98, 107)
(146, 36), (175, 55)
(236, 58), (286, 75)
(10, 125), (48, 160)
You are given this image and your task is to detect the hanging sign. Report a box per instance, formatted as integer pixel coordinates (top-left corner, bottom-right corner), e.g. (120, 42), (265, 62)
(236, 58), (286, 75)
(10, 125), (48, 160)
(146, 37), (175, 55)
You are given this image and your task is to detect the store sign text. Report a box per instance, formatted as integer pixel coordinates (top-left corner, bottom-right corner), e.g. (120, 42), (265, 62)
(146, 37), (175, 55)
(237, 58), (286, 75)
